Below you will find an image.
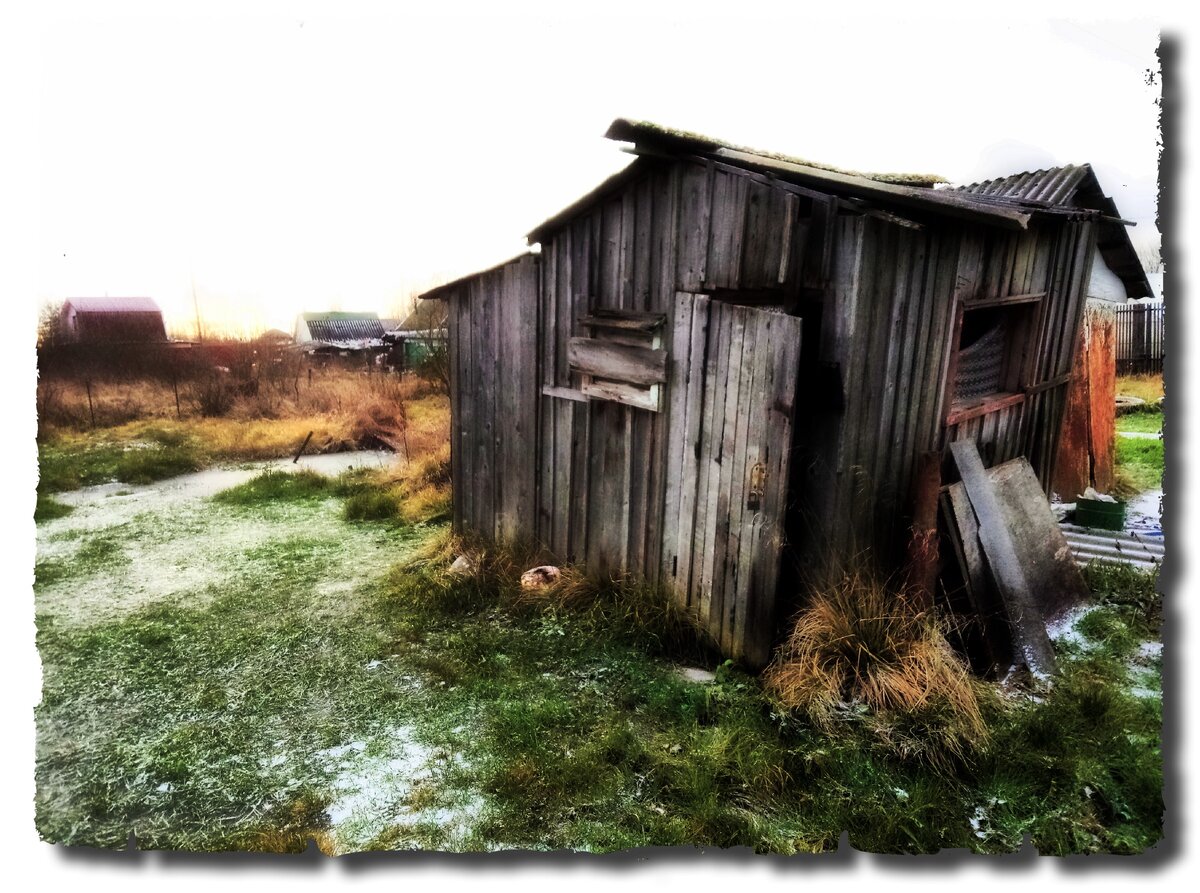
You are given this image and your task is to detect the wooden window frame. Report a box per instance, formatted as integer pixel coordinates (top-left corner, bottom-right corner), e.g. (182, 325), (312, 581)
(943, 292), (1045, 426)
(564, 308), (668, 412)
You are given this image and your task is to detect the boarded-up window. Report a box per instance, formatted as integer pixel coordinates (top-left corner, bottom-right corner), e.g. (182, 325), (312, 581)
(568, 310), (667, 411)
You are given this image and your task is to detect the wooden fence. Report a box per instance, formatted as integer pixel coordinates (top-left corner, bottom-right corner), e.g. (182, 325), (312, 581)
(1114, 302), (1164, 374)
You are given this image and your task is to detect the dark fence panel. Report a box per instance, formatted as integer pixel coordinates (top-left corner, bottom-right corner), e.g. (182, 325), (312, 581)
(1114, 302), (1164, 375)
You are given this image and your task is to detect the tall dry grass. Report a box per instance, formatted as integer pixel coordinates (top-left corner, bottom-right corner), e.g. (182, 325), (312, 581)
(37, 367), (448, 467)
(765, 569), (989, 767)
(1116, 372), (1164, 405)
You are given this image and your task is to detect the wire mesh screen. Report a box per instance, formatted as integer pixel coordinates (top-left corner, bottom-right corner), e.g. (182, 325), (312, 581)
(953, 318), (1008, 402)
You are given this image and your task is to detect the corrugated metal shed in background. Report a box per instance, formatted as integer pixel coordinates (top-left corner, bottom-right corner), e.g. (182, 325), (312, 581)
(296, 312), (386, 346)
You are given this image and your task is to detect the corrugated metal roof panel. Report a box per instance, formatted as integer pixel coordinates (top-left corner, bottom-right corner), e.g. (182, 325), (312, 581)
(956, 165), (1093, 207)
(957, 164), (1154, 299)
(302, 313), (385, 342)
(957, 165), (1102, 206)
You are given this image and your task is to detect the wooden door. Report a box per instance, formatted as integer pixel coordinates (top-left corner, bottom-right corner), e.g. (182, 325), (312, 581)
(660, 293), (803, 668)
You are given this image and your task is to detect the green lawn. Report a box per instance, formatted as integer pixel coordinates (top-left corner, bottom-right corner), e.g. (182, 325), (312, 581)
(1116, 408), (1164, 435)
(1115, 435), (1165, 494)
(34, 467), (1163, 855)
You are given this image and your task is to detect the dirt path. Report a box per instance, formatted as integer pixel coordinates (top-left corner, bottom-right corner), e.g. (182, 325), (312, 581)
(36, 451), (396, 628)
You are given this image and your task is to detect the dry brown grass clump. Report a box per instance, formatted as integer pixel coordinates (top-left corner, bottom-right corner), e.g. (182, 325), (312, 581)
(1116, 373), (1164, 405)
(765, 570), (989, 766)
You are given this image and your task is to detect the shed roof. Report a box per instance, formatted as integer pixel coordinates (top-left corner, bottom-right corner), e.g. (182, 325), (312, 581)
(394, 300), (448, 330)
(419, 252), (537, 302)
(955, 165), (1153, 299)
(300, 311), (385, 343)
(605, 119), (950, 187)
(64, 297), (162, 314)
(526, 119), (1060, 242)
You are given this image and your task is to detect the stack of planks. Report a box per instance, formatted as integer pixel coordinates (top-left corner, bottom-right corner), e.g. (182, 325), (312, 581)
(941, 442), (1090, 678)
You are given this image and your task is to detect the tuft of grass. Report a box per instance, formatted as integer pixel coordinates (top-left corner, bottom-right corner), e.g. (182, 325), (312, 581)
(343, 490), (402, 523)
(35, 533), (128, 587)
(398, 484), (452, 525)
(1082, 562), (1162, 640)
(764, 570), (989, 768)
(35, 494), (74, 523)
(113, 443), (203, 484)
(212, 469), (331, 506)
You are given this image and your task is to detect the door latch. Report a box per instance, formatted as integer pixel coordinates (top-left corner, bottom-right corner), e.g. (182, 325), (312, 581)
(747, 463), (767, 510)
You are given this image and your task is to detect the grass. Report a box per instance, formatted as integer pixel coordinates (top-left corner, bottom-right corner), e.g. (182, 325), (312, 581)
(35, 494), (74, 523)
(1116, 408), (1164, 434)
(34, 410), (1162, 857)
(1116, 373), (1163, 405)
(343, 490), (403, 522)
(36, 532), (128, 587)
(1082, 562), (1162, 641)
(212, 469), (332, 506)
(36, 368), (451, 497)
(1113, 436), (1164, 496)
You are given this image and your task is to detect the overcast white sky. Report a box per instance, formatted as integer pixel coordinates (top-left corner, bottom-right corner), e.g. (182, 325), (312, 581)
(32, 2), (1163, 335)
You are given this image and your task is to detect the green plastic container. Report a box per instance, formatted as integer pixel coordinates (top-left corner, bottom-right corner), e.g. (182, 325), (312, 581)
(1074, 497), (1127, 531)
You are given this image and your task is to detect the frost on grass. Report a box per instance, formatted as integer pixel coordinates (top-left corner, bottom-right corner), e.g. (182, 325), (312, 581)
(34, 453), (399, 628)
(1045, 605), (1095, 648)
(316, 725), (483, 853)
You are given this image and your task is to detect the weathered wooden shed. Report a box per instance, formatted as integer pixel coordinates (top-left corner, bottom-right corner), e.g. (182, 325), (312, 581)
(421, 120), (1139, 667)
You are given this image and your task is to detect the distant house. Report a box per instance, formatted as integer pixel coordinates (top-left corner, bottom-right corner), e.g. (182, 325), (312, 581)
(293, 312), (386, 354)
(59, 297), (167, 343)
(256, 328), (294, 346)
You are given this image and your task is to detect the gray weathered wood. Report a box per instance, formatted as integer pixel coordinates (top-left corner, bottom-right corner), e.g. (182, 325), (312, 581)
(568, 337), (667, 386)
(950, 440), (1057, 678)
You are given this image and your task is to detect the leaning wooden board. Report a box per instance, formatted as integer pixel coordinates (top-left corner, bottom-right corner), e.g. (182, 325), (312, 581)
(949, 441), (1059, 678)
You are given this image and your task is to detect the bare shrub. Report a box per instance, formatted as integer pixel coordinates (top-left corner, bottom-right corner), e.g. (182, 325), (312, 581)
(191, 374), (235, 417)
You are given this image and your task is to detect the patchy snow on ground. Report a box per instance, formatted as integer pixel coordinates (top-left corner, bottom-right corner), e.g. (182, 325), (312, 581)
(317, 725), (483, 853)
(1045, 605), (1095, 647)
(35, 451), (401, 628)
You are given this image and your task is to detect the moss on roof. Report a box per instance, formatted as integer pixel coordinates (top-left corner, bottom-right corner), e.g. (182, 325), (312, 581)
(607, 119), (948, 187)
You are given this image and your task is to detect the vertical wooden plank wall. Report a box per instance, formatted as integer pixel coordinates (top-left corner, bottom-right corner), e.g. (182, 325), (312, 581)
(442, 152), (1104, 665)
(533, 158), (827, 582)
(798, 213), (1099, 565)
(445, 254), (540, 544)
